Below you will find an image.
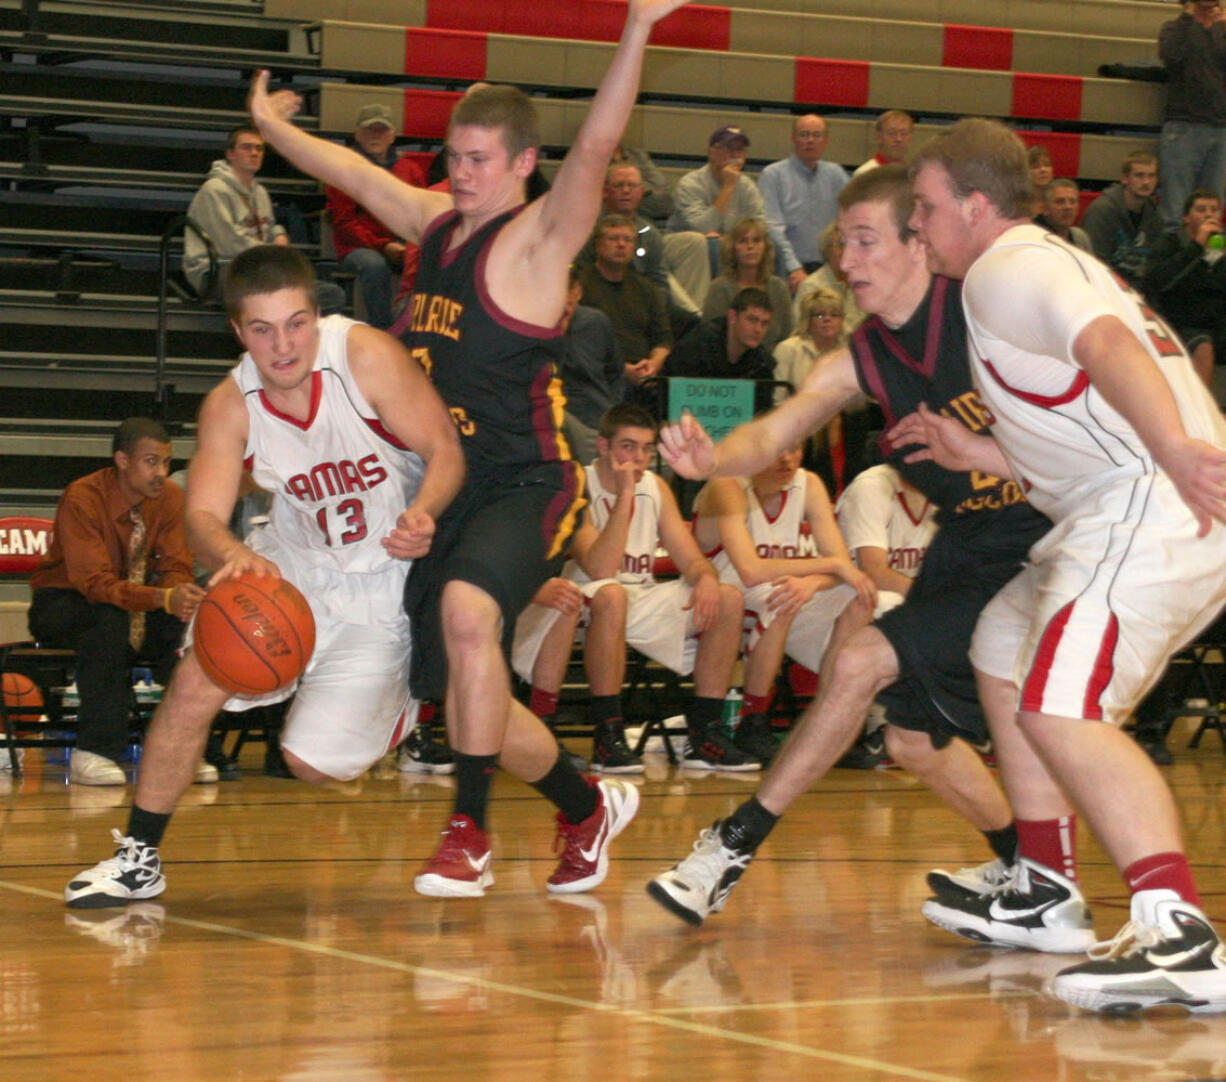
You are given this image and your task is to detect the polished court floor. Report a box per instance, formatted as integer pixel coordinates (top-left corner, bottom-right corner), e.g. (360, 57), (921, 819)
(2, 720), (1225, 1082)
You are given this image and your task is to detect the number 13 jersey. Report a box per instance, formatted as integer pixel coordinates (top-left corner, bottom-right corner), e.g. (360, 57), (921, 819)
(232, 313), (425, 573)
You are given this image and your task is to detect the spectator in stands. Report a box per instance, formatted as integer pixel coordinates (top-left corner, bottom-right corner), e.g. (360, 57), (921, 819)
(28, 418), (210, 787)
(580, 162), (709, 315)
(184, 126), (345, 313)
(1080, 151), (1164, 285)
(759, 115), (849, 291)
(512, 403), (752, 772)
(792, 222), (865, 331)
(611, 142), (673, 223)
(1159, 1), (1226, 230)
(701, 217), (793, 351)
(1142, 187), (1226, 390)
(559, 265), (626, 465)
(325, 104), (425, 329)
(1035, 178), (1094, 252)
(668, 125), (765, 273)
(693, 444), (874, 766)
(668, 285), (776, 382)
(578, 215), (672, 392)
(773, 287), (846, 394)
(853, 110), (914, 177)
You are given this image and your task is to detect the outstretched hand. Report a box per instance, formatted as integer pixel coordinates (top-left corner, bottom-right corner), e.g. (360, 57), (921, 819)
(1160, 436), (1226, 538)
(248, 69), (303, 132)
(886, 402), (984, 473)
(658, 412), (717, 480)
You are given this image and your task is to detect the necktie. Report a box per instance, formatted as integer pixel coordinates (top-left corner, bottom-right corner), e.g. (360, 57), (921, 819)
(128, 506), (147, 652)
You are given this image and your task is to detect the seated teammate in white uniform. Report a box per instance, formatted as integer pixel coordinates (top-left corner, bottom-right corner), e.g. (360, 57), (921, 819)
(905, 117), (1226, 1013)
(834, 461), (939, 766)
(512, 403), (751, 772)
(693, 445), (876, 764)
(65, 245), (465, 908)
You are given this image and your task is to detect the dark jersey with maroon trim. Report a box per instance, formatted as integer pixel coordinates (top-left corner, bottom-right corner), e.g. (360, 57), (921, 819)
(404, 207), (571, 478)
(849, 274), (1031, 522)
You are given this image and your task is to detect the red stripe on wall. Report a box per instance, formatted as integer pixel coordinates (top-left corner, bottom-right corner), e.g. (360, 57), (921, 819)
(794, 57), (870, 108)
(401, 89), (464, 139)
(654, 4), (731, 50)
(425, 0), (503, 33)
(1017, 129), (1083, 178)
(943, 24), (1013, 71)
(1012, 73), (1083, 122)
(405, 27), (488, 80)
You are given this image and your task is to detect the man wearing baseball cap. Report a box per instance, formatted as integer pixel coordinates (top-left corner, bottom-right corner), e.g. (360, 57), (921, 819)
(325, 103), (426, 328)
(668, 124), (765, 270)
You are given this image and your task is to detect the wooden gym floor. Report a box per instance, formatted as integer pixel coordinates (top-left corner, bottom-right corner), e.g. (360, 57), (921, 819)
(2, 719), (1224, 1082)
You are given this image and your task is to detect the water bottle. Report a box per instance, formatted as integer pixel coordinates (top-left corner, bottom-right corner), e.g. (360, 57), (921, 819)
(722, 688), (743, 737)
(1209, 233), (1225, 251)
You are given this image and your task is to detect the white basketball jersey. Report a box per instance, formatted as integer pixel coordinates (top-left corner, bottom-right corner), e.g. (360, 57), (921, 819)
(570, 464), (663, 585)
(836, 464), (936, 579)
(233, 314), (425, 573)
(962, 224), (1226, 523)
(711, 470), (809, 587)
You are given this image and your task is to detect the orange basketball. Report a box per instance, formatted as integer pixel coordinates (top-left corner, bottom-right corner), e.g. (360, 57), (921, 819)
(194, 574), (315, 696)
(2, 672), (44, 730)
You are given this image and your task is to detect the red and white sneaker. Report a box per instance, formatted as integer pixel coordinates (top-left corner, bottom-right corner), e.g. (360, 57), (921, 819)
(546, 778), (640, 894)
(414, 814), (493, 898)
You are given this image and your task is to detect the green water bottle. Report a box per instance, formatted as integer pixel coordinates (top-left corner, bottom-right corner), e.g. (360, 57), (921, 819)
(722, 688), (743, 736)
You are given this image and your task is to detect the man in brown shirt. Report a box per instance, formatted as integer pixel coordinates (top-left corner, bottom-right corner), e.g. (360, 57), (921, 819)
(29, 418), (205, 785)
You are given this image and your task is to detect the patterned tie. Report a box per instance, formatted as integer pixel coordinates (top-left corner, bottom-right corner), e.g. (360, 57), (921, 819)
(128, 506), (147, 652)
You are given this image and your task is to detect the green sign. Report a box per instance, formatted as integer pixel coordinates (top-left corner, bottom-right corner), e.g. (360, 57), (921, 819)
(666, 378), (755, 444)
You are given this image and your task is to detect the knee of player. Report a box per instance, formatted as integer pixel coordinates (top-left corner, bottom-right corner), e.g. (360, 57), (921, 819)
(440, 582), (501, 652)
(589, 580), (627, 619)
(716, 583), (743, 620)
(280, 746), (334, 784)
(883, 724), (938, 770)
(829, 630), (894, 692)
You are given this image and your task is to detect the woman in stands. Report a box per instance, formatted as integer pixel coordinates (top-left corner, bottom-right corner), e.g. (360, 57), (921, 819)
(701, 217), (792, 350)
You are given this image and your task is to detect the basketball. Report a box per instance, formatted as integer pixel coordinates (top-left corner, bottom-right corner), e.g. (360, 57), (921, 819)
(194, 574), (315, 696)
(2, 672), (44, 729)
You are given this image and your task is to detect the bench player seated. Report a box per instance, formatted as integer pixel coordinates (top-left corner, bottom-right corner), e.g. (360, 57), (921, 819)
(64, 245), (465, 908)
(833, 462), (938, 766)
(512, 403), (752, 772)
(692, 445), (876, 765)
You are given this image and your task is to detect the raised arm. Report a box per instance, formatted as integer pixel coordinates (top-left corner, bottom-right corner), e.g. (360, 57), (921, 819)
(248, 71), (453, 246)
(659, 344), (862, 479)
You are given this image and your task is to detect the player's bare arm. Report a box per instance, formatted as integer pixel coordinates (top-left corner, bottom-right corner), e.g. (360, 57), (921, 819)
(887, 401), (1015, 479)
(855, 546), (914, 596)
(655, 479), (721, 630)
(576, 462), (638, 580)
(800, 472), (877, 609)
(248, 70), (452, 246)
(659, 346), (862, 479)
(1074, 314), (1226, 537)
(485, 0), (690, 328)
(188, 380), (281, 585)
(345, 323), (466, 559)
(534, 577), (583, 616)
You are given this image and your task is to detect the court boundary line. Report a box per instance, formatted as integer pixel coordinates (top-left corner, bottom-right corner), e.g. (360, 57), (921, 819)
(2, 877), (979, 1082)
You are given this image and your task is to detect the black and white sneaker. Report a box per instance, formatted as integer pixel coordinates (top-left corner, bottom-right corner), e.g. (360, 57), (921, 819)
(927, 856), (1012, 901)
(590, 723), (644, 774)
(397, 725), (455, 775)
(681, 725), (760, 772)
(1050, 889), (1226, 1014)
(647, 819), (755, 925)
(922, 857), (1096, 954)
(64, 829), (166, 909)
(731, 713), (780, 767)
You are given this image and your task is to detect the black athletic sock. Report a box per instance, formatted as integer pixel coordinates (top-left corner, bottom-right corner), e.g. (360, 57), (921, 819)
(453, 752), (498, 830)
(532, 752), (599, 824)
(590, 694), (624, 729)
(720, 796), (779, 852)
(685, 696), (723, 734)
(985, 822), (1018, 864)
(127, 804), (172, 848)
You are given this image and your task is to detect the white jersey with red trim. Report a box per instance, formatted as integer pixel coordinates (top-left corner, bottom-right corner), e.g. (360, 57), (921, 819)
(711, 470), (809, 588)
(568, 464), (663, 586)
(232, 314), (425, 574)
(962, 224), (1226, 524)
(836, 464), (936, 581)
